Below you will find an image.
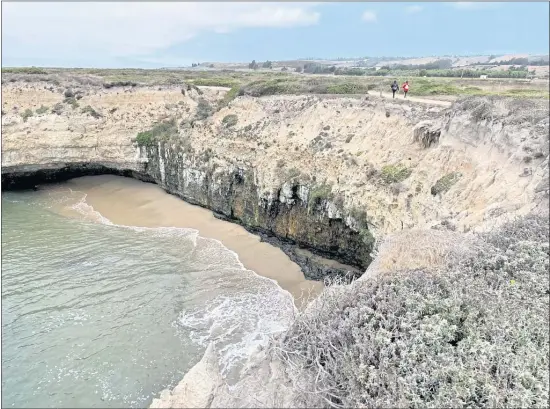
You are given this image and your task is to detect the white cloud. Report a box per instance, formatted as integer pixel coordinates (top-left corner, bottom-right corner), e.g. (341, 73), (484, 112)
(405, 5), (423, 14)
(451, 2), (500, 10)
(2, 2), (321, 64)
(361, 10), (377, 23)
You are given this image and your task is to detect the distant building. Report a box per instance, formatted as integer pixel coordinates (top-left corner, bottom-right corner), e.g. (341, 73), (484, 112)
(479, 74), (488, 79)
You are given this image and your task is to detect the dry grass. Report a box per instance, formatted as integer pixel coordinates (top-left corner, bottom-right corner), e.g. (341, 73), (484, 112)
(365, 229), (479, 277)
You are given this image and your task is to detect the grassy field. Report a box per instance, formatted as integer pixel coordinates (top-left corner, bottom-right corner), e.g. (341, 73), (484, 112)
(2, 67), (548, 99)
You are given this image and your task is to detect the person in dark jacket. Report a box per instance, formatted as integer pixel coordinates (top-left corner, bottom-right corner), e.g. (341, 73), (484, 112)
(391, 80), (399, 98)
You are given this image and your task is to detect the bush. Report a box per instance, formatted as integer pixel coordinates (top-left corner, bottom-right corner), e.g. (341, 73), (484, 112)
(308, 183), (333, 207)
(191, 78), (238, 88)
(380, 164), (412, 184)
(81, 105), (102, 119)
(51, 103), (64, 115)
(278, 214), (550, 408)
(295, 66), (303, 73)
(431, 172), (461, 195)
(195, 98), (213, 120)
(63, 97), (79, 109)
(326, 83), (361, 94)
(63, 89), (75, 98)
(222, 114), (238, 128)
(218, 86), (242, 109)
(135, 130), (155, 147)
(35, 105), (49, 115)
(103, 81), (137, 89)
(21, 109), (33, 122)
(135, 118), (178, 147)
(2, 67), (47, 74)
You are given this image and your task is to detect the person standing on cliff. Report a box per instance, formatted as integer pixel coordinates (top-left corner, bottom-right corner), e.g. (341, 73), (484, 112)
(391, 80), (399, 99)
(402, 80), (410, 98)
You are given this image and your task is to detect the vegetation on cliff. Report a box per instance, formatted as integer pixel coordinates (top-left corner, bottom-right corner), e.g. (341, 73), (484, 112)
(135, 118), (178, 146)
(277, 214), (549, 408)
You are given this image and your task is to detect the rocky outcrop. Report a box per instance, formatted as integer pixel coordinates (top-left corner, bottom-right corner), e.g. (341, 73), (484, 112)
(150, 343), (224, 409)
(142, 143), (372, 278)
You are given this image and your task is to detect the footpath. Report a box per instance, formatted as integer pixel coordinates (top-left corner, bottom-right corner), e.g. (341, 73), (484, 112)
(367, 90), (453, 107)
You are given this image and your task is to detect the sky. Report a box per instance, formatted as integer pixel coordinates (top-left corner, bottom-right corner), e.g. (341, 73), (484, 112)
(2, 2), (549, 68)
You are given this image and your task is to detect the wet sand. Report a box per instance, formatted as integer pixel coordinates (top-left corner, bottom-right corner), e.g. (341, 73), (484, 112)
(53, 175), (323, 306)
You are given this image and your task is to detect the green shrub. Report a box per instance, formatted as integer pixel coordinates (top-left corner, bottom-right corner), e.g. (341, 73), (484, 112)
(103, 81), (138, 89)
(349, 207), (368, 228)
(326, 82), (361, 94)
(2, 67), (48, 74)
(278, 214), (550, 408)
(359, 228), (375, 247)
(51, 103), (64, 115)
(135, 130), (155, 146)
(431, 172), (462, 195)
(135, 118), (178, 146)
(380, 164), (412, 184)
(190, 78), (238, 88)
(35, 105), (49, 115)
(286, 167), (302, 181)
(219, 86), (242, 109)
(222, 114), (238, 128)
(21, 109), (33, 122)
(63, 97), (79, 109)
(81, 105), (102, 119)
(195, 98), (213, 120)
(308, 183), (333, 207)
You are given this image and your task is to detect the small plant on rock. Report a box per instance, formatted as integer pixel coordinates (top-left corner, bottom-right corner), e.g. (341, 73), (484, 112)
(81, 105), (102, 119)
(380, 164), (412, 184)
(35, 105), (49, 115)
(135, 118), (178, 147)
(195, 98), (213, 120)
(63, 97), (79, 109)
(308, 183), (333, 207)
(431, 172), (461, 195)
(51, 103), (64, 115)
(21, 109), (33, 122)
(222, 114), (238, 128)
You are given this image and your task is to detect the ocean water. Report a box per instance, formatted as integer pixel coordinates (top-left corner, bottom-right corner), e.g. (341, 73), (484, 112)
(1, 188), (296, 408)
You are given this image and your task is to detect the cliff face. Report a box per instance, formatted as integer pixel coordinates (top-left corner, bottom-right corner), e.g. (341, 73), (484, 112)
(2, 79), (549, 280)
(143, 143), (372, 278)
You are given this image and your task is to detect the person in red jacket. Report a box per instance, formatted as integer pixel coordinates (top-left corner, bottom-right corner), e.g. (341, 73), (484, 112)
(402, 80), (410, 98)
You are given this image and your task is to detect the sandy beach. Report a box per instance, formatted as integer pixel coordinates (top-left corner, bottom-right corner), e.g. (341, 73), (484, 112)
(46, 174), (323, 307)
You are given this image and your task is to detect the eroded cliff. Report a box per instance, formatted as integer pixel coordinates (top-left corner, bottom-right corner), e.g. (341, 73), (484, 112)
(2, 78), (549, 280)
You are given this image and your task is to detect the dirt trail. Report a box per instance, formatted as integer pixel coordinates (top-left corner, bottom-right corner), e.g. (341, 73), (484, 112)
(367, 90), (453, 107)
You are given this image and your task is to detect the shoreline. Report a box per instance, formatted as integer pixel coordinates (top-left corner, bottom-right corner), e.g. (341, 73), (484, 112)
(46, 174), (323, 307)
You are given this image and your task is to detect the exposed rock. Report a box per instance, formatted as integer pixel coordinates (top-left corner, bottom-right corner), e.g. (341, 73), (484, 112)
(150, 343), (224, 409)
(413, 120), (441, 148)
